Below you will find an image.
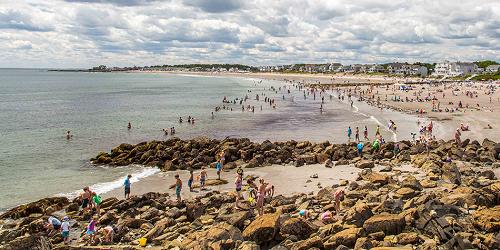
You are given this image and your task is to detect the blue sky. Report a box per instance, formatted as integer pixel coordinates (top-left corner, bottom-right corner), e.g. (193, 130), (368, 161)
(0, 0), (499, 68)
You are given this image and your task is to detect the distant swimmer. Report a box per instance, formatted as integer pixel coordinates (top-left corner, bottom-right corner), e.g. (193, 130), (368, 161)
(127, 122), (131, 130)
(179, 117), (183, 123)
(66, 131), (72, 140)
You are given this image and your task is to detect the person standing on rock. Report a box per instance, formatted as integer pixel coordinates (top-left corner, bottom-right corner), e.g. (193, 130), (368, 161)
(80, 187), (92, 212)
(257, 178), (268, 216)
(175, 174), (182, 203)
(92, 192), (102, 215)
(124, 174), (132, 199)
(61, 216), (70, 244)
(357, 142), (363, 157)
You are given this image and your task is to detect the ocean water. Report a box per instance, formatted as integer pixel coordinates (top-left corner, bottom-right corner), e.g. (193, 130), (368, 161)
(0, 69), (415, 209)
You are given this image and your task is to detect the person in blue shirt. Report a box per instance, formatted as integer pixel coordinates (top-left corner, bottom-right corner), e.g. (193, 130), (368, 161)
(357, 142), (363, 157)
(124, 174), (132, 199)
(347, 126), (352, 141)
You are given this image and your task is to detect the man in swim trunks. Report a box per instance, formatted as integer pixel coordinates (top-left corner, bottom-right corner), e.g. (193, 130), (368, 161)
(80, 187), (92, 212)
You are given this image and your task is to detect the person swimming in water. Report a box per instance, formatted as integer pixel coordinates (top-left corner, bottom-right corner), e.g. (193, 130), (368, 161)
(127, 122), (131, 130)
(66, 131), (72, 140)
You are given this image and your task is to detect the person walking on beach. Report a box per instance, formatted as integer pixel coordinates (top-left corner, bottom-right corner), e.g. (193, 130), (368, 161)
(347, 126), (352, 141)
(174, 174), (182, 203)
(234, 172), (243, 209)
(199, 167), (207, 190)
(355, 127), (360, 142)
(188, 169), (194, 192)
(375, 125), (381, 136)
(364, 126), (368, 140)
(124, 174), (132, 199)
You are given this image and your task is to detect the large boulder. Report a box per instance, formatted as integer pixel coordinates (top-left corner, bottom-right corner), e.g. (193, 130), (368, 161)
(356, 160), (375, 169)
(0, 197), (69, 219)
(279, 217), (318, 240)
(363, 213), (406, 235)
(442, 163), (461, 184)
(400, 176), (423, 191)
(180, 222), (243, 249)
(324, 227), (364, 249)
(217, 211), (252, 229)
(242, 212), (281, 244)
(343, 203), (373, 227)
(1, 233), (51, 250)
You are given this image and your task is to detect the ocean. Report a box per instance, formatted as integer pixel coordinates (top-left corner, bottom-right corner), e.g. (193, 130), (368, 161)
(0, 69), (415, 209)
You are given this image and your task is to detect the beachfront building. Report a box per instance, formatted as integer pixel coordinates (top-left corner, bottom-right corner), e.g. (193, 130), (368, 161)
(328, 63), (342, 72)
(368, 65), (385, 73)
(387, 63), (427, 76)
(485, 64), (500, 73)
(433, 61), (479, 77)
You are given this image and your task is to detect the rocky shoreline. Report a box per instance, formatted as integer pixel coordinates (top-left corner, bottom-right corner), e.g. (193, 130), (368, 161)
(0, 138), (499, 249)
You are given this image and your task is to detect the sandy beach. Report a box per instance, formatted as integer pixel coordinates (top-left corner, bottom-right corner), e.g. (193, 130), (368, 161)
(168, 71), (499, 142)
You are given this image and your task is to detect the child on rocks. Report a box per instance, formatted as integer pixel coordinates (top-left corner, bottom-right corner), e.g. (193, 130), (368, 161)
(61, 216), (70, 245)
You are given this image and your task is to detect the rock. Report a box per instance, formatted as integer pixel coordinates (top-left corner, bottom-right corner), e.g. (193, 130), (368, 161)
(324, 227), (364, 249)
(354, 237), (374, 249)
(442, 163), (461, 184)
(217, 211), (252, 229)
(290, 235), (323, 250)
(395, 232), (419, 245)
(473, 206), (500, 232)
(180, 222), (243, 249)
(279, 217), (318, 240)
(191, 179), (228, 188)
(400, 176), (422, 191)
(0, 197), (69, 220)
(363, 213), (405, 235)
(325, 159), (334, 168)
(356, 160), (375, 169)
(310, 174), (318, 179)
(343, 203), (373, 227)
(394, 188), (417, 200)
(360, 171), (389, 185)
(1, 233), (51, 250)
(339, 180), (349, 186)
(420, 179), (437, 188)
(142, 218), (175, 240)
(238, 241), (261, 250)
(316, 153), (330, 164)
(242, 212), (281, 244)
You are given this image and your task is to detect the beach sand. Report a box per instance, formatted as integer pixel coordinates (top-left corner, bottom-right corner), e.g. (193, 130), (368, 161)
(102, 163), (362, 201)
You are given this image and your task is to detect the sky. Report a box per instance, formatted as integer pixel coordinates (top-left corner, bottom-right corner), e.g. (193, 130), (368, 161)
(0, 0), (499, 68)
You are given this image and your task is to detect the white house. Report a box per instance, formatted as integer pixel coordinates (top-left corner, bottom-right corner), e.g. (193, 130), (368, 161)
(433, 61), (478, 77)
(485, 65), (500, 73)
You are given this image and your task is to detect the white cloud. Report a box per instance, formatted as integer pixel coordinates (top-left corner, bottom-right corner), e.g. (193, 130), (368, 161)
(0, 0), (498, 68)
